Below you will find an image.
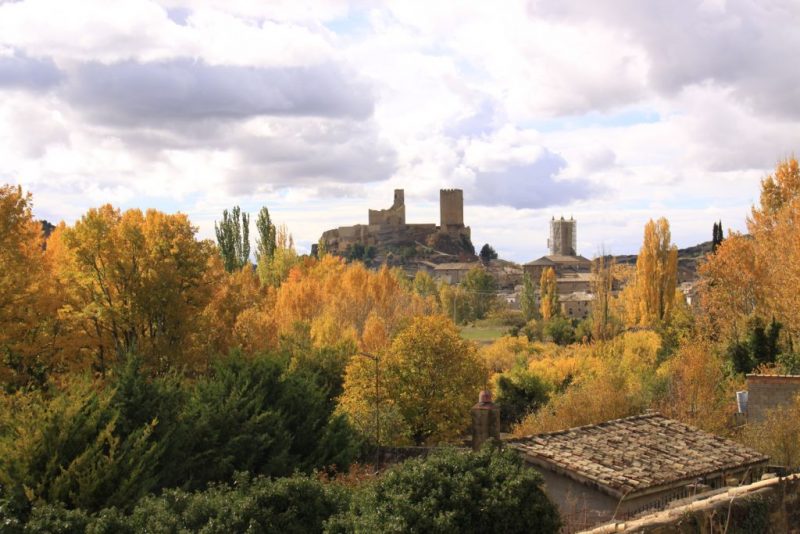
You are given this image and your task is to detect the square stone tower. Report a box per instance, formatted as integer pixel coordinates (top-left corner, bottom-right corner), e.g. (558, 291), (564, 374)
(548, 216), (577, 256)
(440, 189), (464, 228)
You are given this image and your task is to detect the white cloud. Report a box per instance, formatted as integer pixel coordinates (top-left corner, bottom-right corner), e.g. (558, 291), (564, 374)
(0, 0), (797, 260)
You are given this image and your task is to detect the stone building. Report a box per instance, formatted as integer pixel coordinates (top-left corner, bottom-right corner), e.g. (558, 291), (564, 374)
(560, 290), (593, 320)
(319, 189), (472, 257)
(509, 413), (769, 531)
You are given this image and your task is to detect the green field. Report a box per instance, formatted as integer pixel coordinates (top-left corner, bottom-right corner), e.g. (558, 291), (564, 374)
(459, 324), (508, 343)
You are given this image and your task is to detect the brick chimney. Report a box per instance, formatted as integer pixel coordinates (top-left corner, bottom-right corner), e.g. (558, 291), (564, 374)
(471, 390), (500, 451)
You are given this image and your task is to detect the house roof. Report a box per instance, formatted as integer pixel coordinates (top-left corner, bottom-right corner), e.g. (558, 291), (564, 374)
(560, 291), (594, 302)
(524, 254), (592, 266)
(509, 413), (768, 499)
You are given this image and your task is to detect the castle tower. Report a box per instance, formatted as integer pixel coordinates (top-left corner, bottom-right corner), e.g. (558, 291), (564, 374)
(440, 189), (464, 228)
(548, 216), (577, 256)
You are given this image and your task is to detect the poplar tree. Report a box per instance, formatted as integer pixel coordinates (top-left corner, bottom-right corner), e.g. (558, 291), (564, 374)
(634, 218), (678, 326)
(255, 206), (276, 264)
(591, 251), (615, 341)
(214, 206), (250, 272)
(539, 267), (558, 320)
(520, 272), (538, 322)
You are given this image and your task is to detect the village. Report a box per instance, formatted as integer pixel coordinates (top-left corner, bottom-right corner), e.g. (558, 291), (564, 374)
(314, 187), (800, 531)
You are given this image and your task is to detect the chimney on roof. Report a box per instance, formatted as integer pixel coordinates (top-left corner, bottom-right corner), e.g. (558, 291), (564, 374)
(471, 390), (500, 451)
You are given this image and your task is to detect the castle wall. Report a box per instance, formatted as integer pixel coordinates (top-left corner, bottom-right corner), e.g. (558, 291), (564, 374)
(440, 189), (464, 228)
(368, 189), (406, 226)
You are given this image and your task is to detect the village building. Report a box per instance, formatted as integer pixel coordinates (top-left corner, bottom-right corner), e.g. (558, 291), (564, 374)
(508, 413), (769, 530)
(559, 290), (593, 320)
(432, 262), (477, 284)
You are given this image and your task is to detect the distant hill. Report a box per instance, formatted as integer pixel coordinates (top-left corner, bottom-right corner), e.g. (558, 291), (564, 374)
(612, 240), (713, 282)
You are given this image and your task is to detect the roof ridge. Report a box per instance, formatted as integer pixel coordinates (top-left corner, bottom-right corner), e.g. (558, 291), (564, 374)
(516, 412), (663, 440)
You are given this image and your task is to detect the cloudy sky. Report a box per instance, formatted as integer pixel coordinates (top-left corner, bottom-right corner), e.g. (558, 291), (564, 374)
(2, 0), (798, 261)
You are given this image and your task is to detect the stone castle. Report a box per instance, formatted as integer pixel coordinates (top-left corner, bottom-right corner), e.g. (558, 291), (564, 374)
(319, 189), (473, 256)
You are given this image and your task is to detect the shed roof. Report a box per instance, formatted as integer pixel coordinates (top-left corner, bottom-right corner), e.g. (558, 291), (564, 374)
(509, 413), (768, 499)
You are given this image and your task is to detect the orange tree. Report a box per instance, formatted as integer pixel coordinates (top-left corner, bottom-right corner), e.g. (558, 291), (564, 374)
(0, 185), (59, 389)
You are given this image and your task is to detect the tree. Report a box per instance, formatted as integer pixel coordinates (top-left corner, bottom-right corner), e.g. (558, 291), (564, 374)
(591, 252), (615, 341)
(412, 271), (438, 299)
(634, 218), (678, 326)
(215, 206), (250, 272)
(479, 243), (498, 263)
(495, 370), (550, 428)
(339, 315), (485, 446)
(461, 267), (497, 320)
(519, 272), (538, 322)
(330, 447), (561, 534)
(543, 316), (575, 346)
(539, 267), (558, 320)
(255, 206), (277, 264)
(257, 224), (300, 287)
(49, 206), (218, 373)
(712, 220), (724, 252)
(0, 185), (59, 389)
(699, 158), (800, 344)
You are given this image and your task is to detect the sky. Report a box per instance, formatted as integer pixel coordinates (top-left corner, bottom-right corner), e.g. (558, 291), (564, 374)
(1, 0), (798, 262)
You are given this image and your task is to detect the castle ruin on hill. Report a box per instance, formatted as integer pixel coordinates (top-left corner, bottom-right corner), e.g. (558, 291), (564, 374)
(319, 189), (474, 257)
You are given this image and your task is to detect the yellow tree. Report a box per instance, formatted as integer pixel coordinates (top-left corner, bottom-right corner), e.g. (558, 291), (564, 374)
(634, 218), (678, 327)
(0, 185), (59, 388)
(539, 267), (558, 320)
(338, 315), (485, 446)
(50, 205), (218, 373)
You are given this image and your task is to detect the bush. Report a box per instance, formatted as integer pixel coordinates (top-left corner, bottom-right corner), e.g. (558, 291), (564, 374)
(329, 447), (560, 534)
(3, 474), (348, 534)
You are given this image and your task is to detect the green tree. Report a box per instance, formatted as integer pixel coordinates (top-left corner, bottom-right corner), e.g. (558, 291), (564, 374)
(479, 243), (498, 263)
(591, 252), (615, 341)
(330, 447), (560, 534)
(520, 272), (538, 322)
(0, 376), (162, 514)
(215, 206), (250, 272)
(175, 353), (358, 490)
(712, 220), (724, 252)
(543, 316), (575, 346)
(495, 371), (550, 429)
(461, 267), (497, 320)
(255, 206), (276, 264)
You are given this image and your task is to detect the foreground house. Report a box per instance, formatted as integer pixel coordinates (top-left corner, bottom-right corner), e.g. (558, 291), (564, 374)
(508, 413), (768, 530)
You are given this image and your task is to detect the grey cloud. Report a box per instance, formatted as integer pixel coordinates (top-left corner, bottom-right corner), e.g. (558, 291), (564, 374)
(229, 119), (396, 193)
(0, 52), (63, 91)
(66, 59), (374, 124)
(537, 0), (800, 117)
(468, 150), (599, 209)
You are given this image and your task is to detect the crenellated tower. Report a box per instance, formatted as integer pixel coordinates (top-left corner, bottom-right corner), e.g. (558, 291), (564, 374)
(440, 189), (464, 229)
